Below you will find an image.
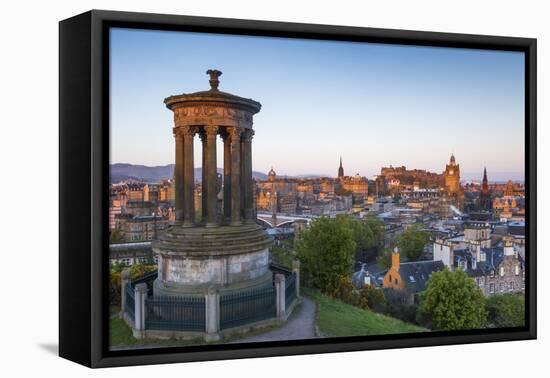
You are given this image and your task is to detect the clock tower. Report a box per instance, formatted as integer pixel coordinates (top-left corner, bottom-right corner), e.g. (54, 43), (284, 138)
(444, 153), (461, 196)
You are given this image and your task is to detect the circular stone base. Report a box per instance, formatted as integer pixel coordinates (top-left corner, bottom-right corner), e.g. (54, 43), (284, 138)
(153, 271), (273, 297)
(152, 223), (273, 294)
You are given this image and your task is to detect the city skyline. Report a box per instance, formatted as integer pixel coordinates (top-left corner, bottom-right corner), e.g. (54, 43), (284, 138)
(110, 28), (525, 181)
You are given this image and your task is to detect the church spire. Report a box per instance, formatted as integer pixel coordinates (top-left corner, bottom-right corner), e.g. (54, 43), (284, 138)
(338, 156), (344, 178)
(482, 167), (489, 191)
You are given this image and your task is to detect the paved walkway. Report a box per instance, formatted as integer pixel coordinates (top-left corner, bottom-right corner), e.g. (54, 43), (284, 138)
(231, 296), (318, 344)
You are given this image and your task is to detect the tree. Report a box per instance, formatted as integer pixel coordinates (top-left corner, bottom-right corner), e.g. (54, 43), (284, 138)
(337, 215), (384, 253)
(420, 269), (487, 330)
(110, 229), (125, 244)
(486, 294), (525, 328)
(295, 216), (356, 292)
(377, 247), (393, 269)
(398, 224), (429, 260)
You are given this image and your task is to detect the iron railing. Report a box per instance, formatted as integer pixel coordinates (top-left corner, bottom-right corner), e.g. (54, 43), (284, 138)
(145, 296), (205, 332)
(132, 270), (158, 297)
(220, 285), (276, 330)
(270, 262), (292, 277)
(285, 272), (297, 308)
(125, 282), (135, 322)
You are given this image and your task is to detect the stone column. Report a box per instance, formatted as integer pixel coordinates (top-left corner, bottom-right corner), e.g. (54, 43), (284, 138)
(222, 131), (232, 221)
(241, 129), (254, 222)
(174, 130), (185, 221)
(204, 125), (219, 227)
(133, 283), (148, 339)
(120, 268), (131, 318)
(204, 287), (221, 341)
(200, 131), (207, 222)
(182, 127), (195, 226)
(275, 273), (286, 319)
(292, 259), (301, 299)
(229, 127), (242, 226)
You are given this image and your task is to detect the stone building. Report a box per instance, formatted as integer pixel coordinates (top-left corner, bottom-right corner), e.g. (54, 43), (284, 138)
(432, 237), (524, 297)
(479, 167), (492, 211)
(110, 242), (156, 266)
(119, 215), (168, 242)
(463, 221), (492, 248)
(443, 153), (464, 209)
(380, 165), (443, 189)
(340, 173), (369, 205)
(382, 247), (445, 303)
(109, 198), (123, 231)
(127, 182), (149, 203)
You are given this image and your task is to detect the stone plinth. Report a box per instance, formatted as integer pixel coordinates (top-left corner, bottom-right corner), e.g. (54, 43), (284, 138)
(152, 223), (273, 296)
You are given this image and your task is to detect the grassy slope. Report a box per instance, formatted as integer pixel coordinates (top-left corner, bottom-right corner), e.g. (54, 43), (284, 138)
(306, 289), (428, 337)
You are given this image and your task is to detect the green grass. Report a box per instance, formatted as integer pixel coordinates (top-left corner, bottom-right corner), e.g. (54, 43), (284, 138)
(305, 289), (428, 337)
(109, 307), (206, 349)
(109, 306), (283, 349)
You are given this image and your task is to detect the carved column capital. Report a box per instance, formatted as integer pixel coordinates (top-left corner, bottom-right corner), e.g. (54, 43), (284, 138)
(227, 126), (243, 141)
(174, 126), (197, 137)
(204, 124), (219, 137)
(241, 129), (255, 142)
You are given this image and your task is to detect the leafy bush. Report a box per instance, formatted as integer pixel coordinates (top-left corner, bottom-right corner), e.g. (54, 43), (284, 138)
(295, 216), (356, 292)
(485, 294), (525, 328)
(419, 269), (487, 330)
(397, 224), (429, 260)
(381, 288), (418, 324)
(109, 264), (157, 305)
(360, 285), (386, 312)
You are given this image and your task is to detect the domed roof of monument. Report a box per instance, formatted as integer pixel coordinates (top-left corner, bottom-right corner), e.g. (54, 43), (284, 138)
(164, 69), (261, 113)
(268, 167), (276, 177)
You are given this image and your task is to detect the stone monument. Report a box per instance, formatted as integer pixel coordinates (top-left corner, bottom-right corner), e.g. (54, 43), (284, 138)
(152, 69), (273, 297)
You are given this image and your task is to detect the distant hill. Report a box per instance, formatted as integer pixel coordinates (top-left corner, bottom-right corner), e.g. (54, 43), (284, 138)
(110, 163), (268, 183)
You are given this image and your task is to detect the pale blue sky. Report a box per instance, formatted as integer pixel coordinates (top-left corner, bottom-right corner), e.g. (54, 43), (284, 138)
(110, 27), (525, 181)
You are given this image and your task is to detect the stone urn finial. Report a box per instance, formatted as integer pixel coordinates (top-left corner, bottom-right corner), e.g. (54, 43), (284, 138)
(206, 69), (222, 91)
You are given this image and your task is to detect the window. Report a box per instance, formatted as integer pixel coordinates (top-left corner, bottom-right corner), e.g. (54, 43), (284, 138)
(500, 267), (504, 277)
(395, 278), (398, 285)
(389, 274), (392, 283)
(510, 282), (514, 291)
(515, 265), (520, 275)
(489, 283), (495, 294)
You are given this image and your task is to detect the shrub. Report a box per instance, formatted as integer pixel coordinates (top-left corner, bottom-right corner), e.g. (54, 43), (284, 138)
(109, 264), (157, 306)
(360, 285), (385, 312)
(420, 269), (487, 330)
(485, 294), (525, 328)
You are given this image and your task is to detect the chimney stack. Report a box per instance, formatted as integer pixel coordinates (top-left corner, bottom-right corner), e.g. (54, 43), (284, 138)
(392, 247), (400, 269)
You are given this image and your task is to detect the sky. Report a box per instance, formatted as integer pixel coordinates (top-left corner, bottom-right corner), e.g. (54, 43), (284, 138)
(110, 27), (525, 182)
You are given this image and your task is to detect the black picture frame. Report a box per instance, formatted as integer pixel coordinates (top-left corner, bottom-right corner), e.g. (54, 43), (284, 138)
(59, 9), (537, 368)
